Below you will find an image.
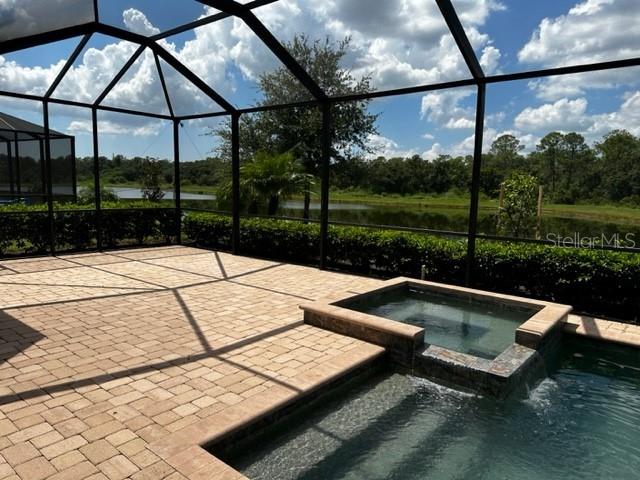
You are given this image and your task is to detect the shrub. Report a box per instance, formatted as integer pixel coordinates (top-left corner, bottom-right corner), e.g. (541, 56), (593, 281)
(184, 212), (640, 322)
(0, 202), (177, 254)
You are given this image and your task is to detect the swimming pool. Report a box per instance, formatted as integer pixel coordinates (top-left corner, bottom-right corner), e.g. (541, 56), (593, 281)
(216, 337), (640, 480)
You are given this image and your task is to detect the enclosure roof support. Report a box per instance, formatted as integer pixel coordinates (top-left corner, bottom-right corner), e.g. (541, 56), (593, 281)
(45, 34), (92, 99)
(0, 89), (174, 120)
(196, 0), (328, 101)
(155, 52), (175, 118)
(435, 0), (484, 81)
(483, 57), (640, 84)
(93, 45), (146, 107)
(94, 23), (236, 114)
(152, 0), (281, 41)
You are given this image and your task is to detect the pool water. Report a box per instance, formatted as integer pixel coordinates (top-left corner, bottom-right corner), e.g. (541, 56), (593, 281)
(340, 287), (536, 359)
(219, 339), (640, 480)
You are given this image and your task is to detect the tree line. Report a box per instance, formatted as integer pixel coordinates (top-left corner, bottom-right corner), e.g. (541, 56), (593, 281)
(335, 129), (640, 205)
(77, 128), (640, 207)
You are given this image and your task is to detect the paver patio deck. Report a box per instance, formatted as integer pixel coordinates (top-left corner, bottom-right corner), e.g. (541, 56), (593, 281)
(0, 246), (385, 480)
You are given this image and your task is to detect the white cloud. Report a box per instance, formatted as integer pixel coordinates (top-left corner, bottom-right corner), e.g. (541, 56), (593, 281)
(479, 45), (501, 73)
(446, 117), (475, 129)
(512, 90), (640, 144)
(251, 0), (504, 89)
(0, 56), (65, 96)
(515, 97), (589, 132)
(519, 0), (640, 100)
(67, 119), (163, 137)
(420, 88), (475, 129)
(123, 8), (160, 36)
(366, 133), (419, 159)
(519, 0), (639, 67)
(423, 142), (445, 160)
(587, 90), (640, 138)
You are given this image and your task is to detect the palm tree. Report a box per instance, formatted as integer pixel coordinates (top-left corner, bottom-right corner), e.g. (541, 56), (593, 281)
(217, 151), (315, 215)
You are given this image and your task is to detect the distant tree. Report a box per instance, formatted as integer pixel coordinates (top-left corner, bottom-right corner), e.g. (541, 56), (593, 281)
(217, 151), (314, 215)
(140, 157), (165, 202)
(480, 135), (525, 197)
(536, 132), (565, 196)
(490, 134), (524, 169)
(557, 132), (592, 203)
(498, 173), (539, 238)
(212, 35), (378, 218)
(595, 130), (640, 202)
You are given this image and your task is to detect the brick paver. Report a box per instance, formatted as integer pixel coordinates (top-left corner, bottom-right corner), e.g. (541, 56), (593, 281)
(0, 246), (384, 479)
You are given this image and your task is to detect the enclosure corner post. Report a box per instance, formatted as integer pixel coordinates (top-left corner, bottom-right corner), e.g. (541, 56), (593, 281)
(92, 107), (102, 251)
(43, 100), (55, 255)
(231, 112), (241, 255)
(7, 139), (14, 198)
(173, 119), (181, 245)
(70, 136), (78, 202)
(466, 83), (486, 287)
(319, 102), (332, 270)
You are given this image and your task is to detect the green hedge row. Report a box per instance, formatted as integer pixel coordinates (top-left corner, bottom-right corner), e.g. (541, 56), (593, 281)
(0, 202), (176, 255)
(183, 212), (640, 322)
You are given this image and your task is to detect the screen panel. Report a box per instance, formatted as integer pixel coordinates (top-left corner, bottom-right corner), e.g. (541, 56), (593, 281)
(0, 0), (95, 43)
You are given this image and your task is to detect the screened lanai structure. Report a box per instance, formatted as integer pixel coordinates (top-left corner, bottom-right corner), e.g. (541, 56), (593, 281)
(0, 0), (639, 278)
(0, 111), (77, 203)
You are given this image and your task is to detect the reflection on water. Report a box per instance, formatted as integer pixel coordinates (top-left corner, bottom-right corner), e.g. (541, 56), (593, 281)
(110, 187), (640, 240)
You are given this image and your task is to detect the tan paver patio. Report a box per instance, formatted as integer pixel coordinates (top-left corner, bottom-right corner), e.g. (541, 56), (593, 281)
(0, 246), (385, 480)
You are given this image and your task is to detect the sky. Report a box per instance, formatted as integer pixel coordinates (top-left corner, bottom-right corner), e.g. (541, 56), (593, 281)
(0, 0), (639, 161)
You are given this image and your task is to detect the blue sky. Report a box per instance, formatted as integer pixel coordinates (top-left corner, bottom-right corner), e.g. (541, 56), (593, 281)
(0, 0), (639, 161)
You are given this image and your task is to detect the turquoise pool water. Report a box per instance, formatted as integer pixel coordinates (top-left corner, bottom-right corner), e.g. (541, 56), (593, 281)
(219, 338), (640, 479)
(340, 287), (536, 359)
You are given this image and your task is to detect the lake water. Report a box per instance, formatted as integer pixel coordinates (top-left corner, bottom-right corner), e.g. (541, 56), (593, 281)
(109, 187), (640, 242)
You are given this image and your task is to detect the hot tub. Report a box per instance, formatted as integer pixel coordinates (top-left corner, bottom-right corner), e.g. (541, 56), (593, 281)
(300, 277), (571, 395)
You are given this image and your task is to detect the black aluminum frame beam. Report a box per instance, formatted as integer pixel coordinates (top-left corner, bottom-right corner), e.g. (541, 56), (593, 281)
(196, 0), (327, 100)
(92, 107), (102, 251)
(42, 100), (55, 254)
(151, 0), (281, 41)
(94, 23), (236, 113)
(154, 52), (174, 117)
(83, 25), (223, 116)
(465, 83), (486, 286)
(319, 102), (331, 269)
(436, 0), (484, 81)
(94, 45), (146, 106)
(483, 57), (640, 84)
(173, 119), (181, 244)
(45, 34), (92, 99)
(0, 90), (173, 120)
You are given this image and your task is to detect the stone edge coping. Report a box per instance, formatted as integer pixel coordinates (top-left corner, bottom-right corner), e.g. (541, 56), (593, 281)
(307, 277), (573, 346)
(299, 299), (424, 342)
(147, 343), (386, 480)
(516, 305), (573, 342)
(563, 314), (640, 347)
(419, 340), (538, 380)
